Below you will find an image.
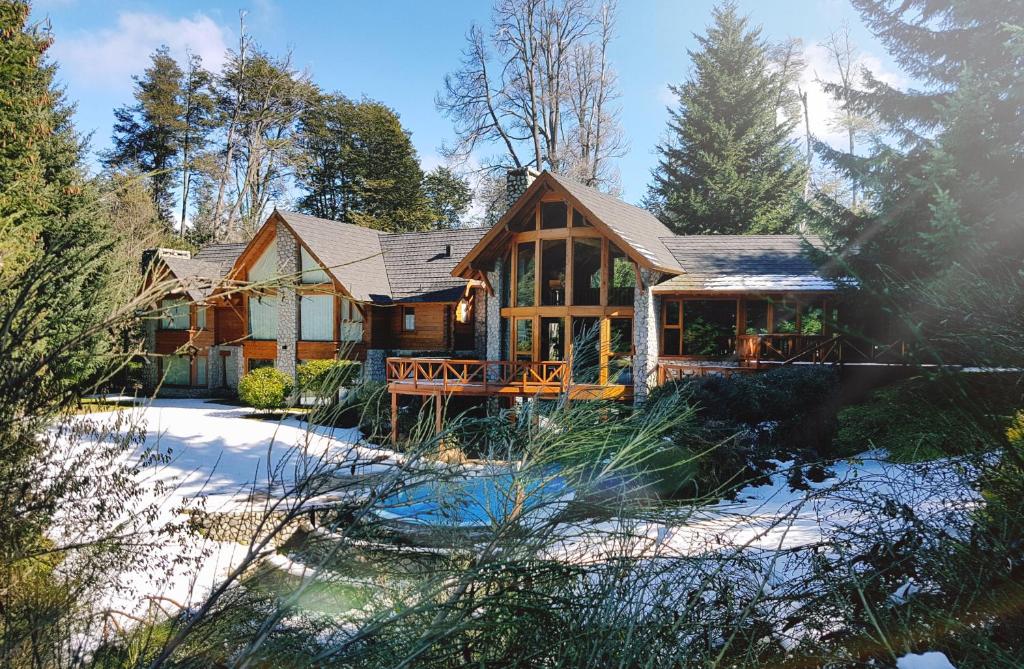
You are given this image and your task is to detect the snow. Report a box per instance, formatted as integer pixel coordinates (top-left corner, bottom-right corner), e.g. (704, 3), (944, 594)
(547, 452), (978, 563)
(57, 398), (399, 631)
(897, 651), (957, 669)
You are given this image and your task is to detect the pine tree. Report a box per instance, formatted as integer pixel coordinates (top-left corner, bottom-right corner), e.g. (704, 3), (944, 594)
(178, 52), (215, 237)
(294, 94), (433, 232)
(814, 0), (1023, 278)
(646, 3), (805, 234)
(105, 46), (184, 225)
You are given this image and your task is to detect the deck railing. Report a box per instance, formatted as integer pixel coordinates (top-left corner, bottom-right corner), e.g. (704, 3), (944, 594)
(386, 357), (570, 394)
(737, 334), (841, 364)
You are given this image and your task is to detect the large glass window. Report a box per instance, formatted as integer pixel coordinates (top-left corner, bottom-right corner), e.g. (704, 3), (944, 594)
(801, 303), (825, 335)
(540, 239), (566, 306)
(773, 300), (799, 334)
(340, 298), (364, 342)
(745, 300), (770, 335)
(540, 201), (567, 229)
(572, 238), (601, 306)
(515, 318), (533, 362)
(249, 240), (277, 283)
(248, 358), (274, 373)
(570, 317), (600, 383)
(195, 356), (208, 386)
(607, 244), (635, 306)
(248, 295), (278, 340)
(300, 246), (330, 284)
(609, 318), (633, 384)
(160, 299), (190, 330)
(163, 355), (191, 385)
(572, 208), (591, 227)
(300, 294), (333, 341)
(539, 317), (566, 361)
(195, 306), (207, 330)
(515, 242), (536, 307)
(662, 299), (683, 356)
(683, 300), (736, 357)
(500, 251), (511, 308)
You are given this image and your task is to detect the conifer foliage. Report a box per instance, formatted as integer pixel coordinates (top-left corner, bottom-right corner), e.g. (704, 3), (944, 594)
(647, 3), (805, 234)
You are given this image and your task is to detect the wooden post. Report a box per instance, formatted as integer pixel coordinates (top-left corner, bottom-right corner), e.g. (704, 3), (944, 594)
(390, 391), (398, 445)
(435, 392), (443, 436)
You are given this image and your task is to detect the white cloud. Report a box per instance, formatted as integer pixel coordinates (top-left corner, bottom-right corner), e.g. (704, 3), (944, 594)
(52, 12), (229, 91)
(797, 41), (906, 149)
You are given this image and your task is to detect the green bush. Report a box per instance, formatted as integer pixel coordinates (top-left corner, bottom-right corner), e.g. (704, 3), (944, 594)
(238, 367), (294, 412)
(649, 366), (840, 452)
(297, 359), (361, 397)
(835, 374), (1016, 462)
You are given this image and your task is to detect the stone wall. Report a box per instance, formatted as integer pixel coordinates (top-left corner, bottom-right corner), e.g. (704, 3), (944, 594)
(275, 224), (299, 379)
(632, 268), (661, 404)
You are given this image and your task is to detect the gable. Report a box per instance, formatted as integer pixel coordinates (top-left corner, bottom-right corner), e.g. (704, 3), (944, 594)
(452, 171), (683, 279)
(248, 238), (278, 283)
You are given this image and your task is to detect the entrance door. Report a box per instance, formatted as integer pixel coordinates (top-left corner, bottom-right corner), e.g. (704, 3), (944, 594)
(539, 317), (566, 361)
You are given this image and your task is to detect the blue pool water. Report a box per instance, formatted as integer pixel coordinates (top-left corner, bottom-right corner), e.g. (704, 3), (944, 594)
(376, 470), (570, 528)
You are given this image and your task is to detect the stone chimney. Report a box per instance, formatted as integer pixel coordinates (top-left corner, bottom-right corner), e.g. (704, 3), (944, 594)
(141, 247), (191, 273)
(506, 167), (540, 212)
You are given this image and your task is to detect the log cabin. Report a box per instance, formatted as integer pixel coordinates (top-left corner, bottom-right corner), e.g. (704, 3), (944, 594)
(141, 168), (854, 402)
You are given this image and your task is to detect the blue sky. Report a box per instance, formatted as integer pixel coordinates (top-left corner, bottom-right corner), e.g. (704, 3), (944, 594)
(35, 0), (904, 207)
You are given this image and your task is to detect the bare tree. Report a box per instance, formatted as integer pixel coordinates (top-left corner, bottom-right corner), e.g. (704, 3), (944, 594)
(820, 24), (875, 208)
(770, 38), (810, 199)
(437, 0), (625, 191)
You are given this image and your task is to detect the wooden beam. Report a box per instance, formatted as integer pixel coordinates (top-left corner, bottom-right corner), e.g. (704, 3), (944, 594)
(390, 391), (398, 445)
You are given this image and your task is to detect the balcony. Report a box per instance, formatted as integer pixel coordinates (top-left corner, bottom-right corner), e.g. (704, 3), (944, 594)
(386, 357), (631, 400)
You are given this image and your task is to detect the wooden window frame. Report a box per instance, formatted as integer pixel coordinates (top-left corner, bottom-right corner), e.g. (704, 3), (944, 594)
(402, 306), (416, 332)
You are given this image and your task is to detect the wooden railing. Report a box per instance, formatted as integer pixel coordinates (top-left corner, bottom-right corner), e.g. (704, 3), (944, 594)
(737, 334), (841, 365)
(386, 357), (570, 394)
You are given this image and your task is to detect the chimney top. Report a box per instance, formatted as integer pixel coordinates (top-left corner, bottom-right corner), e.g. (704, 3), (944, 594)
(505, 167), (540, 213)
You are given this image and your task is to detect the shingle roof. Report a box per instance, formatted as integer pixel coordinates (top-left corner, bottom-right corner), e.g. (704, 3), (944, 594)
(655, 235), (841, 292)
(275, 210), (391, 303)
(193, 242), (247, 276)
(546, 172), (682, 273)
(381, 227), (488, 302)
(159, 255), (224, 301)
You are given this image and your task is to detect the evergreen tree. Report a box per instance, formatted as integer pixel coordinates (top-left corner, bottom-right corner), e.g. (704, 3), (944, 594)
(294, 94), (433, 232)
(646, 3), (805, 234)
(105, 46), (184, 225)
(423, 166), (472, 229)
(1, 2), (121, 661)
(817, 0), (1024, 282)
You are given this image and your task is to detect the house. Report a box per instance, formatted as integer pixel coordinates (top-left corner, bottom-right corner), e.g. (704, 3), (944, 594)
(141, 213), (488, 395)
(141, 168), (847, 404)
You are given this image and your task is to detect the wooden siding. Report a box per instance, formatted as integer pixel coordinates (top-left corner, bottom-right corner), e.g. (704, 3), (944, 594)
(214, 301), (246, 345)
(390, 303), (451, 351)
(154, 329), (214, 355)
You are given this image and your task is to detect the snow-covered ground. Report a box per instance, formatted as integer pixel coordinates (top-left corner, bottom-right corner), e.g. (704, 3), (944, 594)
(60, 398), (979, 655)
(59, 398), (397, 628)
(547, 452), (978, 562)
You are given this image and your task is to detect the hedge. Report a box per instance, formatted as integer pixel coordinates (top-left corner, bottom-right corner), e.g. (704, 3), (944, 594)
(297, 359), (361, 397)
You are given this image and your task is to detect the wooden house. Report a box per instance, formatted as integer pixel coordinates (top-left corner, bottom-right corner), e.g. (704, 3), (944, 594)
(142, 169), (850, 404)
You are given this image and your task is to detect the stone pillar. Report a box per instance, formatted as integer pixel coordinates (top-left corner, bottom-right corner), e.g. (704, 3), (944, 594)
(473, 286), (488, 360)
(484, 264), (504, 381)
(142, 316), (159, 392)
(632, 268), (661, 404)
(505, 167), (539, 212)
(363, 349), (386, 382)
(276, 225), (299, 379)
(209, 346), (243, 393)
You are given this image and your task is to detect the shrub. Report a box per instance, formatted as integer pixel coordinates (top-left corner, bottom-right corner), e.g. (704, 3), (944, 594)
(238, 367), (294, 412)
(297, 359), (361, 397)
(650, 366), (840, 453)
(835, 374), (1015, 462)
